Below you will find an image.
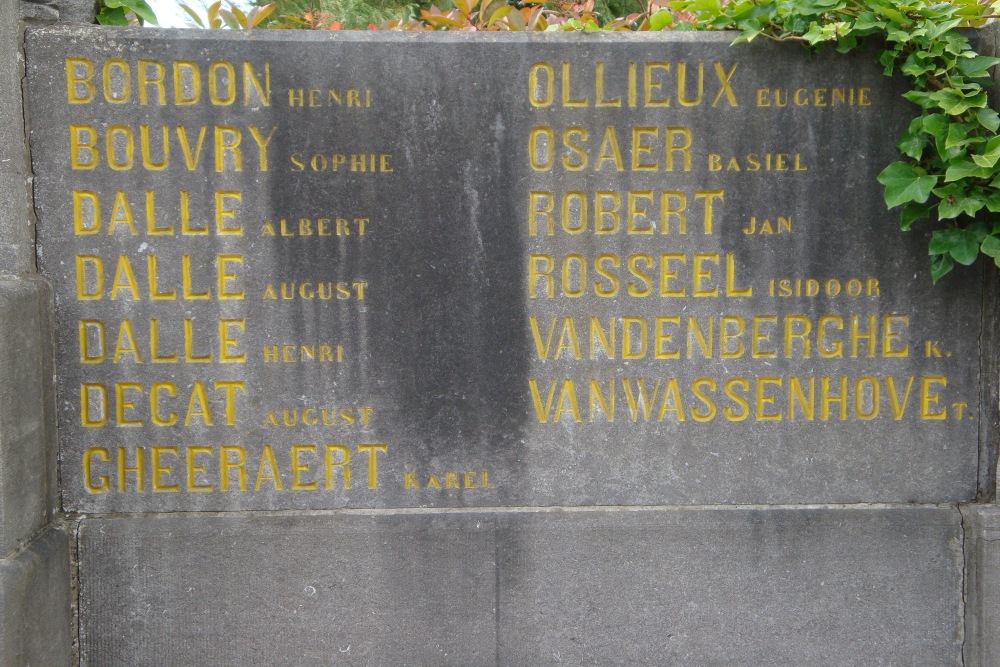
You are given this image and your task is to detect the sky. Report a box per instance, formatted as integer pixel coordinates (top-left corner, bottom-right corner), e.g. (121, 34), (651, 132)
(146, 0), (191, 27)
(145, 0), (255, 28)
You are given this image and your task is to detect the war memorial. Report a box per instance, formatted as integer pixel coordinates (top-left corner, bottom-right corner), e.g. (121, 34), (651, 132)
(2, 0), (1000, 663)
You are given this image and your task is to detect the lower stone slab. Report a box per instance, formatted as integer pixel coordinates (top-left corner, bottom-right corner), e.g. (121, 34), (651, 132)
(496, 507), (963, 666)
(0, 525), (71, 666)
(79, 513), (498, 666)
(78, 507), (963, 666)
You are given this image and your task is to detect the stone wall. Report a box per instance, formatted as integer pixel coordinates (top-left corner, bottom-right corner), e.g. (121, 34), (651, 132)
(5, 11), (1000, 667)
(0, 1), (82, 665)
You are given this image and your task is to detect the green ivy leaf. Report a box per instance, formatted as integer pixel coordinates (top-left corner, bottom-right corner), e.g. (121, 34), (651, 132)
(879, 49), (900, 75)
(648, 10), (673, 30)
(930, 252), (955, 283)
(944, 160), (993, 181)
(935, 184), (987, 219)
(852, 12), (884, 31)
(691, 0), (722, 13)
(871, 2), (908, 24)
(902, 52), (934, 76)
(981, 234), (1000, 258)
(930, 227), (980, 265)
(957, 55), (1000, 78)
(886, 29), (911, 43)
(943, 33), (971, 55)
(923, 17), (961, 39)
(904, 90), (939, 107)
(878, 162), (938, 207)
(791, 0), (844, 17)
(921, 114), (949, 141)
(896, 127), (928, 159)
(945, 122), (974, 150)
(96, 6), (129, 24)
(976, 107), (1000, 132)
(930, 89), (987, 115)
(102, 0), (158, 25)
(972, 136), (1000, 168)
(900, 202), (930, 230)
(969, 220), (992, 242)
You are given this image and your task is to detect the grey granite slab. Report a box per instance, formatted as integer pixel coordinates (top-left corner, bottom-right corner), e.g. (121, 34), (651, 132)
(25, 27), (993, 510)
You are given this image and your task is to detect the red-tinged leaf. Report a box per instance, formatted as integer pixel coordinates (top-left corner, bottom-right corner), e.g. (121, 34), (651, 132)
(506, 7), (526, 29)
(526, 7), (545, 29)
(207, 0), (221, 24)
(488, 5), (513, 26)
(179, 3), (205, 27)
(427, 15), (463, 27)
(220, 9), (241, 28)
(228, 2), (247, 25)
(247, 4), (276, 27)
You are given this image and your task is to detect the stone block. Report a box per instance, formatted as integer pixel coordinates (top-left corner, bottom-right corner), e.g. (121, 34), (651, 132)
(496, 506), (964, 666)
(964, 505), (1000, 667)
(0, 525), (71, 667)
(78, 513), (497, 666)
(78, 507), (963, 665)
(0, 276), (54, 556)
(21, 3), (61, 23)
(0, 2), (32, 274)
(55, 0), (97, 23)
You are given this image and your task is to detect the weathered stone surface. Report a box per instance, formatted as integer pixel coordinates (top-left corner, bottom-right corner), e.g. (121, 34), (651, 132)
(0, 0), (33, 274)
(79, 513), (497, 666)
(964, 505), (1000, 667)
(20, 0), (95, 24)
(78, 507), (963, 666)
(20, 2), (60, 23)
(54, 0), (97, 23)
(25, 28), (994, 512)
(0, 277), (54, 556)
(498, 507), (964, 665)
(0, 526), (71, 667)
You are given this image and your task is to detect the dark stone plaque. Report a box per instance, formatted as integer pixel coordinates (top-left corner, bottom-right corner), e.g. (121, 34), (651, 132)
(25, 27), (991, 512)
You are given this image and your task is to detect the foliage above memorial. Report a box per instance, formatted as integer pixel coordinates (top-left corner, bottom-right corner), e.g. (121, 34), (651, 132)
(96, 0), (158, 25)
(99, 0), (1000, 281)
(178, 1), (276, 28)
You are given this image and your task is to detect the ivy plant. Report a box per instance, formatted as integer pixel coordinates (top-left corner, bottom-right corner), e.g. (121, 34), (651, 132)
(653, 0), (1000, 282)
(96, 0), (158, 25)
